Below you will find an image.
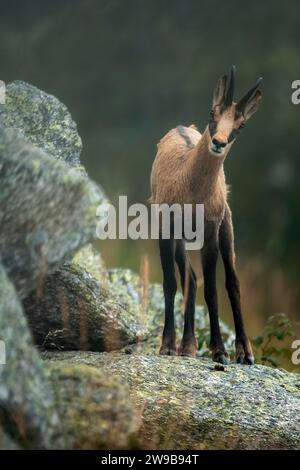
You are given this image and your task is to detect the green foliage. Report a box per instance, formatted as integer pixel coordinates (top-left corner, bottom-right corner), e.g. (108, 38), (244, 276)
(252, 314), (296, 367)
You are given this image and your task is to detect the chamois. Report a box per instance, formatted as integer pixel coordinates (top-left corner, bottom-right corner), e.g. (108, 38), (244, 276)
(150, 66), (262, 364)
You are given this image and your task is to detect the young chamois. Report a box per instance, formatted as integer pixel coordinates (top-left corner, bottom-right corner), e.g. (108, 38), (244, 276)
(150, 66), (262, 364)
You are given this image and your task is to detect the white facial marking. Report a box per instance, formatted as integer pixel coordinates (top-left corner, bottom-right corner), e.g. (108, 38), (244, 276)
(209, 144), (226, 157)
(209, 111), (235, 157)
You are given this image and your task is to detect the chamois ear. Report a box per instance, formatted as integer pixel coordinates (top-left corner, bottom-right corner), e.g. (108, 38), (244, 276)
(243, 90), (262, 120)
(212, 75), (227, 108)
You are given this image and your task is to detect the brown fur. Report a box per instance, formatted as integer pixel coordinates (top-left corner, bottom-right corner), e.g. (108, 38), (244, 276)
(151, 69), (262, 363)
(151, 124), (229, 226)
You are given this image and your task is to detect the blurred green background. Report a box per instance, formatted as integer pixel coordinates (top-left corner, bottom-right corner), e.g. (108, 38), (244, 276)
(1, 0), (300, 343)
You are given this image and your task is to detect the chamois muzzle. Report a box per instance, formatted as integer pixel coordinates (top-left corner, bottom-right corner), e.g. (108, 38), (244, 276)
(211, 137), (227, 156)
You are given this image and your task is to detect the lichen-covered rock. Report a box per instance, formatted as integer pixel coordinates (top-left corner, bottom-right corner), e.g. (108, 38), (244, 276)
(0, 263), (61, 449)
(26, 266), (229, 356)
(48, 362), (138, 449)
(0, 263), (138, 450)
(73, 244), (109, 286)
(43, 350), (300, 450)
(108, 269), (151, 330)
(24, 253), (148, 351)
(0, 80), (82, 168)
(0, 128), (105, 298)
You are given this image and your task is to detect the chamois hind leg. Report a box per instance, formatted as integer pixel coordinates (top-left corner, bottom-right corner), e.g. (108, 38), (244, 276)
(175, 240), (198, 358)
(219, 207), (254, 365)
(201, 225), (229, 364)
(159, 238), (177, 355)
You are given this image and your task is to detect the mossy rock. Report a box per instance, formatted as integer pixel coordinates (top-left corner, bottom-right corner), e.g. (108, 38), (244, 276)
(0, 263), (138, 450)
(43, 350), (300, 450)
(48, 362), (138, 449)
(0, 263), (61, 449)
(24, 252), (149, 352)
(0, 80), (82, 169)
(0, 128), (105, 298)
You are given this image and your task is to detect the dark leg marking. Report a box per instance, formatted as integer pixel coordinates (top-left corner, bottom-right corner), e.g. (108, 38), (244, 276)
(159, 238), (177, 355)
(201, 224), (229, 365)
(175, 240), (198, 357)
(219, 207), (254, 365)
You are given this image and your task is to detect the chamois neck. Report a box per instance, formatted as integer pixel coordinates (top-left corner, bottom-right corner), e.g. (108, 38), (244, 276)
(186, 126), (227, 197)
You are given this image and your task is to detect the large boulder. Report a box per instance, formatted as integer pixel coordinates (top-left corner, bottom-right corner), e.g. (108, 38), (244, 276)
(24, 250), (150, 352)
(0, 128), (104, 298)
(0, 263), (60, 449)
(24, 266), (233, 356)
(0, 80), (82, 169)
(43, 350), (300, 450)
(48, 362), (137, 449)
(0, 263), (138, 449)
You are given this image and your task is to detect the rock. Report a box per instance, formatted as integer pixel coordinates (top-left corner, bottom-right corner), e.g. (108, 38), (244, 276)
(72, 244), (109, 285)
(48, 362), (137, 449)
(0, 263), (138, 449)
(24, 251), (149, 351)
(26, 266), (232, 356)
(43, 350), (300, 450)
(0, 263), (61, 449)
(108, 268), (151, 330)
(0, 80), (82, 169)
(0, 128), (105, 298)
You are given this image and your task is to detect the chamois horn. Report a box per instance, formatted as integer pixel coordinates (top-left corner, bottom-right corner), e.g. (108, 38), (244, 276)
(224, 65), (236, 107)
(237, 77), (263, 112)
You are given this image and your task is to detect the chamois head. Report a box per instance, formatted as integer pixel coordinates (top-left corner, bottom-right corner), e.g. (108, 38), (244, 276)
(208, 65), (262, 157)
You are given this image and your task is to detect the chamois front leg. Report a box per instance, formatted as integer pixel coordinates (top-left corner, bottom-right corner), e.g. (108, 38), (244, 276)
(159, 238), (177, 356)
(175, 240), (198, 357)
(201, 230), (229, 365)
(219, 207), (254, 365)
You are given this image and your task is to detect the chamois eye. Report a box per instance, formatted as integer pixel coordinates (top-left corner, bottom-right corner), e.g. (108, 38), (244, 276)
(239, 122), (246, 129)
(210, 110), (214, 119)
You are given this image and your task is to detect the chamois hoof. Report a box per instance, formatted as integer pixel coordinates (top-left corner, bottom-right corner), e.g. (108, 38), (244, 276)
(212, 352), (229, 365)
(159, 340), (177, 356)
(159, 347), (177, 356)
(178, 337), (198, 358)
(236, 354), (255, 365)
(235, 337), (254, 365)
